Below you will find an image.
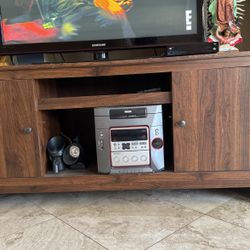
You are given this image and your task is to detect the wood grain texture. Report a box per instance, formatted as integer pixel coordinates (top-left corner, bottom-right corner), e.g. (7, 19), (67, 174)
(37, 79), (58, 98)
(0, 80), (41, 177)
(0, 52), (250, 81)
(1, 53), (250, 192)
(173, 67), (250, 172)
(1, 171), (250, 194)
(0, 104), (6, 177)
(38, 92), (172, 110)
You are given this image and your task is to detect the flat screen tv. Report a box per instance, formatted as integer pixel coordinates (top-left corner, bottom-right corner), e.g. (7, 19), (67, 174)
(0, 0), (206, 55)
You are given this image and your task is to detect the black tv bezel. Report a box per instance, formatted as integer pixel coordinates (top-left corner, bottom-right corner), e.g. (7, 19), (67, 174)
(0, 0), (205, 55)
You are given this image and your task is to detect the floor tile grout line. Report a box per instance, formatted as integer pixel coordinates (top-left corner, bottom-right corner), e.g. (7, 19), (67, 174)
(146, 192), (245, 249)
(0, 195), (59, 239)
(0, 217), (56, 240)
(37, 206), (109, 250)
(144, 194), (250, 250)
(34, 195), (203, 250)
(154, 191), (239, 216)
(56, 216), (110, 250)
(205, 213), (250, 232)
(157, 197), (223, 216)
(144, 213), (205, 250)
(202, 193), (239, 216)
(0, 191), (242, 249)
(160, 199), (207, 215)
(205, 191), (240, 210)
(202, 193), (250, 231)
(33, 194), (205, 250)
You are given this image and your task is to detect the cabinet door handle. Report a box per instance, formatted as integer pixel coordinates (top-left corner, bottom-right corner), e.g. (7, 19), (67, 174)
(23, 127), (33, 134)
(177, 120), (186, 128)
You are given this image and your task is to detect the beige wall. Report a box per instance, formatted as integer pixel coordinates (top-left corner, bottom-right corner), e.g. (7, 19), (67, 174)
(238, 1), (250, 51)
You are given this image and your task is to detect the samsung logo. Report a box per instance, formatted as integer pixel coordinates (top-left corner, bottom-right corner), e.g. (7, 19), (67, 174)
(124, 110), (132, 114)
(92, 43), (107, 47)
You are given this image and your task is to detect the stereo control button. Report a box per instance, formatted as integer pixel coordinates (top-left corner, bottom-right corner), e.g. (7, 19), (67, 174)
(140, 155), (147, 162)
(98, 139), (104, 150)
(122, 156), (129, 163)
(113, 156), (120, 163)
(155, 129), (159, 136)
(132, 156), (138, 162)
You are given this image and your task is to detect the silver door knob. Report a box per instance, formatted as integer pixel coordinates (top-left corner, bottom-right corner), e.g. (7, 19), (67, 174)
(23, 127), (33, 134)
(177, 120), (186, 128)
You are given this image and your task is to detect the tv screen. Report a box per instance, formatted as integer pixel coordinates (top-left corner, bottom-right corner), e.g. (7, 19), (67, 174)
(0, 0), (204, 54)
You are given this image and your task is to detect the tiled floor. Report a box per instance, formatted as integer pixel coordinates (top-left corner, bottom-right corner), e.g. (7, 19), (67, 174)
(0, 189), (250, 250)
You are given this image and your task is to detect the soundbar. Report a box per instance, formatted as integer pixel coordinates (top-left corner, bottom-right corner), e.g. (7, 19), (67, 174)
(164, 42), (219, 57)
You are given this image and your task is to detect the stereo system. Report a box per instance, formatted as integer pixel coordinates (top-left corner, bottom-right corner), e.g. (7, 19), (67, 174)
(94, 105), (164, 174)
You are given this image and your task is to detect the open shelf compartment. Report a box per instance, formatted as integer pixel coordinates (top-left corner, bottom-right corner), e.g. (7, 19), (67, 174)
(39, 104), (173, 177)
(37, 72), (172, 110)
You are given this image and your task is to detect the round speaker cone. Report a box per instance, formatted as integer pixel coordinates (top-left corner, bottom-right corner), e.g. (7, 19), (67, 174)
(69, 145), (80, 158)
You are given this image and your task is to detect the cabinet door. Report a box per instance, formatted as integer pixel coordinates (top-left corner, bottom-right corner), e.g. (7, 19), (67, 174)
(172, 67), (250, 172)
(0, 80), (41, 177)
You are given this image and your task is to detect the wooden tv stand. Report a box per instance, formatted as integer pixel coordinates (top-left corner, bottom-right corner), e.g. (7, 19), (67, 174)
(1, 51), (250, 194)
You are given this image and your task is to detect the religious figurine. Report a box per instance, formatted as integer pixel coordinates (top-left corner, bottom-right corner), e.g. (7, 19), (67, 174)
(207, 0), (246, 51)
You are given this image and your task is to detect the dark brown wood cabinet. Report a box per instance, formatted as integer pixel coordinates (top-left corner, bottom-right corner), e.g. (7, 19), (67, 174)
(173, 67), (250, 172)
(0, 80), (41, 177)
(1, 52), (250, 193)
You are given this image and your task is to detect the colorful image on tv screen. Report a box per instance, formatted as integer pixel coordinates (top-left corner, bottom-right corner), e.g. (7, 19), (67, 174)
(0, 0), (197, 45)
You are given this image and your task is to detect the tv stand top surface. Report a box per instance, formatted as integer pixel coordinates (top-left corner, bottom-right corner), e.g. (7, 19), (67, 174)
(0, 51), (250, 81)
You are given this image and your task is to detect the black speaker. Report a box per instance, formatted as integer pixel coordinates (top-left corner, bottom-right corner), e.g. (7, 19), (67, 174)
(63, 142), (85, 167)
(47, 136), (66, 174)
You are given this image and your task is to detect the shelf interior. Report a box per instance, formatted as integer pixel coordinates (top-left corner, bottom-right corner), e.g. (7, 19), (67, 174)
(38, 72), (172, 98)
(40, 104), (173, 176)
(37, 71), (173, 176)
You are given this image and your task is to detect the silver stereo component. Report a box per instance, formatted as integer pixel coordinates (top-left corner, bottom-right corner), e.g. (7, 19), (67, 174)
(94, 105), (164, 174)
